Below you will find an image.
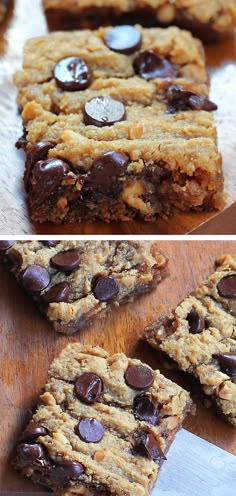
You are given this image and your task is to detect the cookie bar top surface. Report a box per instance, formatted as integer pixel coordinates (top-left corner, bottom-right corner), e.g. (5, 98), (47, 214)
(144, 255), (236, 426)
(14, 25), (208, 111)
(42, 0), (236, 39)
(1, 240), (168, 333)
(13, 25), (223, 223)
(12, 343), (192, 495)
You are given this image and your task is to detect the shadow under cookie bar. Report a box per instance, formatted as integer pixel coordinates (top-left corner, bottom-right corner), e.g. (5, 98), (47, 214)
(42, 0), (236, 41)
(14, 26), (224, 224)
(144, 254), (236, 426)
(12, 343), (193, 495)
(0, 240), (168, 334)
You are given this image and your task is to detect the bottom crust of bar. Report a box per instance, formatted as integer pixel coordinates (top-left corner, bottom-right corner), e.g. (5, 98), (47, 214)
(44, 7), (233, 41)
(27, 181), (224, 225)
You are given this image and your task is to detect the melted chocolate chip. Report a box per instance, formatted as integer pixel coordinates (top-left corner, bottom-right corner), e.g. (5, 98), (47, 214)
(21, 265), (50, 293)
(125, 365), (154, 390)
(42, 282), (70, 303)
(54, 56), (92, 91)
(166, 85), (217, 113)
(16, 443), (47, 467)
(83, 151), (129, 193)
(75, 418), (104, 443)
(104, 25), (142, 54)
(75, 372), (103, 404)
(20, 422), (48, 442)
(0, 241), (14, 251)
(186, 310), (205, 334)
(84, 96), (126, 127)
(135, 431), (166, 462)
(133, 394), (159, 425)
(42, 241), (60, 248)
(15, 131), (27, 150)
(50, 250), (80, 272)
(217, 275), (236, 298)
(215, 352), (236, 378)
(24, 142), (53, 190)
(92, 276), (119, 302)
(134, 50), (176, 80)
(47, 460), (85, 485)
(31, 159), (70, 206)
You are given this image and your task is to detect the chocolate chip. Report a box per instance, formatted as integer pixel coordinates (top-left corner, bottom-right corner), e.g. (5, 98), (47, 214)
(92, 276), (119, 302)
(6, 249), (23, 271)
(16, 443), (47, 467)
(42, 241), (60, 248)
(133, 394), (159, 425)
(134, 51), (176, 80)
(83, 151), (129, 193)
(75, 372), (103, 404)
(104, 25), (142, 54)
(135, 431), (166, 462)
(15, 132), (27, 150)
(125, 365), (154, 390)
(0, 241), (14, 251)
(21, 265), (50, 293)
(84, 96), (126, 127)
(217, 275), (236, 298)
(47, 460), (85, 485)
(54, 56), (92, 91)
(42, 282), (70, 303)
(214, 352), (236, 378)
(50, 250), (80, 272)
(20, 422), (48, 442)
(25, 142), (53, 189)
(75, 418), (104, 443)
(186, 310), (205, 334)
(31, 159), (70, 206)
(166, 85), (217, 113)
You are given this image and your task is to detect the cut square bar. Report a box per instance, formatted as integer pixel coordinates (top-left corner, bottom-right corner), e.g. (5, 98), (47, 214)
(0, 240), (168, 334)
(14, 26), (224, 224)
(12, 343), (193, 495)
(42, 0), (236, 41)
(144, 254), (236, 426)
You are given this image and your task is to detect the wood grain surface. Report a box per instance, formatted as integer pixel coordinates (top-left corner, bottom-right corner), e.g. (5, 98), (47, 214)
(0, 0), (236, 234)
(0, 240), (236, 492)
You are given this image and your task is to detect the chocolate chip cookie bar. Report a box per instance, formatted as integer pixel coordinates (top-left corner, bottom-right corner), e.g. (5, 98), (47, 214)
(0, 240), (168, 334)
(42, 0), (236, 41)
(12, 343), (193, 495)
(14, 26), (224, 224)
(144, 254), (236, 426)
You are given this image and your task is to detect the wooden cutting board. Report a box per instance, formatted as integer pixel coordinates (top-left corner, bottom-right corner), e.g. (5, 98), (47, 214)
(0, 0), (236, 234)
(0, 240), (236, 492)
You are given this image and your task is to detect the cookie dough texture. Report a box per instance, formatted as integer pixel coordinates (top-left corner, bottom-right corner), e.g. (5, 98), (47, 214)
(12, 343), (192, 495)
(1, 240), (168, 334)
(144, 255), (236, 425)
(42, 0), (236, 40)
(14, 26), (224, 224)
